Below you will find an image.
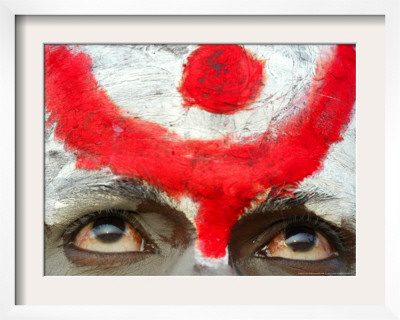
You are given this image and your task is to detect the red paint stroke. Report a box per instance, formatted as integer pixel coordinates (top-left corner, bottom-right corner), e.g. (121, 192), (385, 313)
(179, 45), (266, 114)
(45, 45), (355, 258)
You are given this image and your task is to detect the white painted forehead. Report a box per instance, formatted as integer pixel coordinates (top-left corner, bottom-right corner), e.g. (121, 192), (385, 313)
(77, 44), (332, 140)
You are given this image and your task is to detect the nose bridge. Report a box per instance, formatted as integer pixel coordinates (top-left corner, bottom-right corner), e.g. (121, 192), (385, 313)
(192, 250), (234, 276)
(193, 262), (234, 276)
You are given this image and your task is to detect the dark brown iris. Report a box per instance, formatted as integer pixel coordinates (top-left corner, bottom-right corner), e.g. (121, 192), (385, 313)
(92, 217), (126, 243)
(284, 225), (317, 251)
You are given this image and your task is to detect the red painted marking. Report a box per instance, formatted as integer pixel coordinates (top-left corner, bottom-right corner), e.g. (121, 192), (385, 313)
(45, 45), (355, 258)
(179, 45), (265, 114)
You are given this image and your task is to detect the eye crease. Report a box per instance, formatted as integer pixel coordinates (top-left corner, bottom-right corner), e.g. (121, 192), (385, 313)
(255, 224), (338, 261)
(73, 216), (144, 253)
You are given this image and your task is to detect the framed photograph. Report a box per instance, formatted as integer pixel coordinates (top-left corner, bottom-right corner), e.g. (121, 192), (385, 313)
(44, 42), (357, 277)
(1, 1), (399, 319)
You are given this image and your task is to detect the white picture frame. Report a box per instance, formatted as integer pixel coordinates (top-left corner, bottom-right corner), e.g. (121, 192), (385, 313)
(1, 1), (399, 319)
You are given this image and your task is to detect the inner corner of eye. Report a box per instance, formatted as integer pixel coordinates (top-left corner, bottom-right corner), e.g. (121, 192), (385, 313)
(72, 216), (144, 253)
(255, 225), (337, 261)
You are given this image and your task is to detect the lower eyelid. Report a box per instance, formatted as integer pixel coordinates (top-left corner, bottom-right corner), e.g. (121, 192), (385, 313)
(64, 244), (157, 267)
(265, 254), (344, 275)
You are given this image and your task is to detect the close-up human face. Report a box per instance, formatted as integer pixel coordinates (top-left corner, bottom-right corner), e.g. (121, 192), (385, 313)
(44, 44), (356, 276)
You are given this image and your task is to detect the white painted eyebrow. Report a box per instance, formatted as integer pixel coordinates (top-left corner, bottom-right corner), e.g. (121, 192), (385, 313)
(45, 167), (199, 227)
(244, 187), (355, 229)
(45, 175), (160, 226)
(250, 188), (336, 212)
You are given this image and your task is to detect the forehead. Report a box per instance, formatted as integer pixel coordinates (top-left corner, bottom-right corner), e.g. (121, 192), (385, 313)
(45, 44), (356, 259)
(74, 44), (327, 140)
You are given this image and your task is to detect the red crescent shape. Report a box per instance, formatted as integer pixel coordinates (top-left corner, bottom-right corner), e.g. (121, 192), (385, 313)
(45, 45), (355, 258)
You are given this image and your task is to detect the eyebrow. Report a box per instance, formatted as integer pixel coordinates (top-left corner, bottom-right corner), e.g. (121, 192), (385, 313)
(108, 178), (171, 204)
(244, 185), (357, 229)
(46, 170), (343, 229)
(250, 188), (337, 213)
(45, 177), (176, 226)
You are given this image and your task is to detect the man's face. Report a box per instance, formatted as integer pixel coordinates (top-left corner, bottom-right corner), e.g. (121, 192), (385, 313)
(45, 44), (356, 276)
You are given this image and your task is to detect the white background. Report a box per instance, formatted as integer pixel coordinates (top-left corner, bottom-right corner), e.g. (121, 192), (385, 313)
(17, 15), (385, 305)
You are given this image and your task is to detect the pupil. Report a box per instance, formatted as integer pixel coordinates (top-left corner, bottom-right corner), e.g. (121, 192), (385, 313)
(92, 217), (126, 243)
(284, 225), (317, 251)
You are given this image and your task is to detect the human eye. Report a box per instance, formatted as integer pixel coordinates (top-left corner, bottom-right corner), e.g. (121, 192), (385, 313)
(63, 210), (158, 267)
(228, 206), (355, 276)
(44, 195), (197, 275)
(254, 222), (338, 261)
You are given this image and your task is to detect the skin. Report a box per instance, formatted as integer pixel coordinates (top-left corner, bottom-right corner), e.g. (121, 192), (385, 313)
(44, 44), (356, 276)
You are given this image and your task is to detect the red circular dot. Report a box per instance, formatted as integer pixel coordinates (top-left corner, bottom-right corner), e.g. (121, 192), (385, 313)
(179, 45), (266, 115)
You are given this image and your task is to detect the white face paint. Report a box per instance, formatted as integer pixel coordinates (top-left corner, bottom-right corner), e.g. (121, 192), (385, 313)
(78, 44), (333, 140)
(45, 44), (356, 275)
(301, 116), (356, 227)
